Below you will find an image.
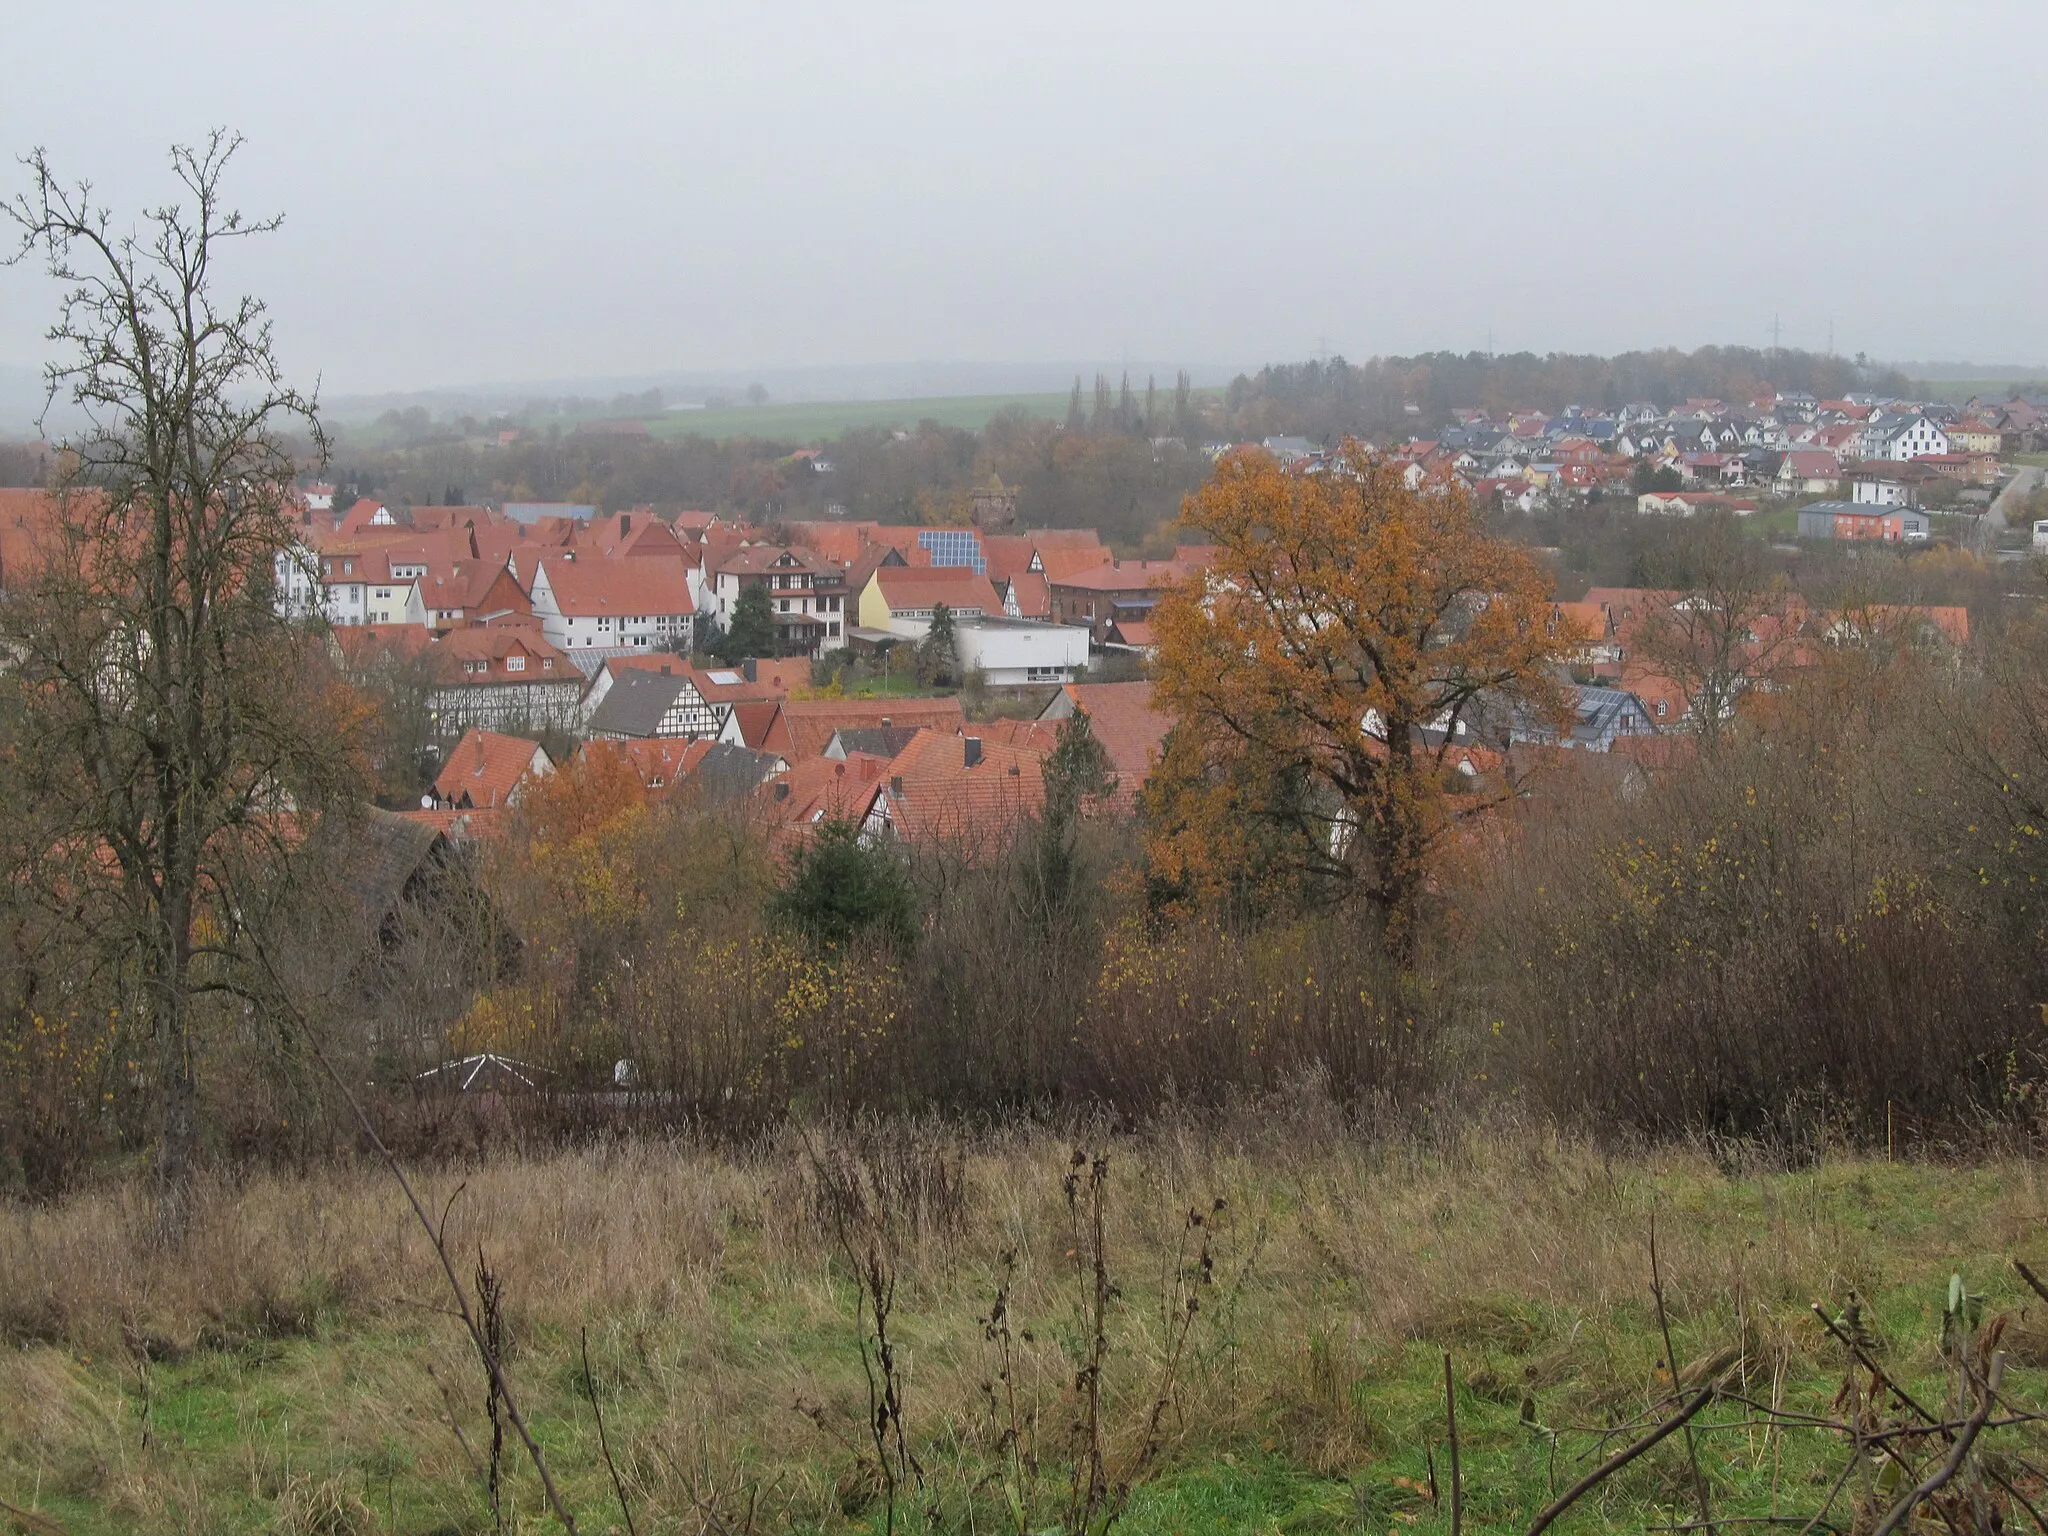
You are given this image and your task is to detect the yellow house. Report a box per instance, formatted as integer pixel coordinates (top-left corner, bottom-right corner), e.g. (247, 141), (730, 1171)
(1948, 424), (2002, 455)
(859, 565), (1003, 634)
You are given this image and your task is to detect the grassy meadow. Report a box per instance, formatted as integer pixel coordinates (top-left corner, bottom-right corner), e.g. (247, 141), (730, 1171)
(5, 1116), (2048, 1534)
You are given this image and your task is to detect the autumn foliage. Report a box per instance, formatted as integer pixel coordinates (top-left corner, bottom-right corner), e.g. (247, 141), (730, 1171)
(1146, 441), (1574, 956)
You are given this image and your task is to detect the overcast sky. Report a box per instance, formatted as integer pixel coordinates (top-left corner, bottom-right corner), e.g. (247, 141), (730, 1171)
(3, 0), (2045, 397)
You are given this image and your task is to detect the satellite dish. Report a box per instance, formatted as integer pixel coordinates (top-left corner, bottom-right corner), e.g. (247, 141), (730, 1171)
(420, 794), (434, 809)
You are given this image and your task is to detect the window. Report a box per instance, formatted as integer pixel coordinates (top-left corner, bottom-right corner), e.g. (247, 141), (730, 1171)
(375, 588), (391, 599)
(505, 655), (525, 672)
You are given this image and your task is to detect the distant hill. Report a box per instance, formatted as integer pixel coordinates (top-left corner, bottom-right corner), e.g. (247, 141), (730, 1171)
(316, 360), (1238, 427)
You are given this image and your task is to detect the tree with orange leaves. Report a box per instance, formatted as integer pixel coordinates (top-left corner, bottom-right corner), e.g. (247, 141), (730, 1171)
(1146, 441), (1573, 961)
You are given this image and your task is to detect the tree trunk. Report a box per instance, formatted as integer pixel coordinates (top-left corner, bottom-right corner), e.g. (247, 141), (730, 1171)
(1368, 741), (1427, 970)
(150, 891), (199, 1246)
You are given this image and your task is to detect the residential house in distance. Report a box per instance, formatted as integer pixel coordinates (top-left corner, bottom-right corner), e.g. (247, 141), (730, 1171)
(583, 667), (723, 741)
(1848, 461), (1942, 507)
(857, 564), (1001, 630)
(430, 729), (553, 811)
(743, 696), (968, 761)
(1881, 416), (1950, 460)
(426, 624), (584, 734)
(857, 564), (1087, 685)
(578, 652), (809, 736)
(1046, 557), (1198, 644)
(860, 729), (1047, 851)
(529, 551), (696, 657)
(1037, 680), (1173, 808)
(1636, 491), (1759, 517)
(701, 545), (848, 657)
(1774, 449), (1843, 497)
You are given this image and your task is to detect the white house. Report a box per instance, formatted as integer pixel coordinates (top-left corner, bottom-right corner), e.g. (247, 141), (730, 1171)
(529, 552), (695, 653)
(950, 617), (1090, 687)
(1883, 416), (1950, 461)
(702, 545), (847, 657)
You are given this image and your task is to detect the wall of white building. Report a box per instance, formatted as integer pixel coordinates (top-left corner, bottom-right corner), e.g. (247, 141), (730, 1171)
(953, 619), (1090, 686)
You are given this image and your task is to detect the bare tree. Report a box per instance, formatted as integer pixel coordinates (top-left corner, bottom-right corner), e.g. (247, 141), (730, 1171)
(1, 132), (360, 1240)
(1632, 512), (1800, 749)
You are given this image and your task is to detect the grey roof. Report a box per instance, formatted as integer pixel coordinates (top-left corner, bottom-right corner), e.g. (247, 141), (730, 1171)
(825, 726), (923, 760)
(585, 669), (693, 738)
(686, 742), (781, 803)
(346, 808), (447, 923)
(1571, 686), (1656, 744)
(566, 644), (649, 678)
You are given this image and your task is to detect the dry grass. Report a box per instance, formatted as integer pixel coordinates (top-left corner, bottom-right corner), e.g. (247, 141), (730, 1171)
(4, 1109), (2048, 1531)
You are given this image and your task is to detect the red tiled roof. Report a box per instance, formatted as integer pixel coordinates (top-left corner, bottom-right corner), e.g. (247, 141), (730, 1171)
(877, 728), (1046, 848)
(683, 658), (812, 702)
(974, 718), (1061, 752)
(980, 535), (1040, 583)
(432, 729), (550, 810)
(1048, 681), (1171, 804)
(535, 553), (695, 616)
(1048, 558), (1197, 594)
(578, 510), (687, 560)
(337, 497), (392, 534)
(776, 696), (966, 761)
(333, 624), (436, 663)
(708, 543), (829, 577)
(756, 754), (889, 843)
(869, 565), (1002, 615)
(0, 488), (68, 589)
(579, 736), (742, 796)
(727, 700), (794, 755)
(433, 624), (572, 682)
(1004, 570), (1052, 619)
(1034, 544), (1115, 581)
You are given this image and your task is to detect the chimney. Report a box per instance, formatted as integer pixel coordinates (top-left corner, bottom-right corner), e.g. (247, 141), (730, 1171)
(964, 736), (983, 768)
(743, 657), (757, 682)
(620, 513), (631, 535)
(890, 775), (904, 796)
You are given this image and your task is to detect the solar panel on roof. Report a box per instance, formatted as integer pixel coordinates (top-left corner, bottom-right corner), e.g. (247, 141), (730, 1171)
(706, 669), (742, 685)
(918, 529), (986, 574)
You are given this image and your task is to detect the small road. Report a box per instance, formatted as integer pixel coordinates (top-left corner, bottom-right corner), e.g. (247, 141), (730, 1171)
(1980, 464), (2043, 555)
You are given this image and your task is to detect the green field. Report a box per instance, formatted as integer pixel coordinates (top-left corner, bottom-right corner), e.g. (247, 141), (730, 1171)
(1913, 377), (2047, 404)
(647, 391), (1075, 444)
(6, 1127), (2047, 1534)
